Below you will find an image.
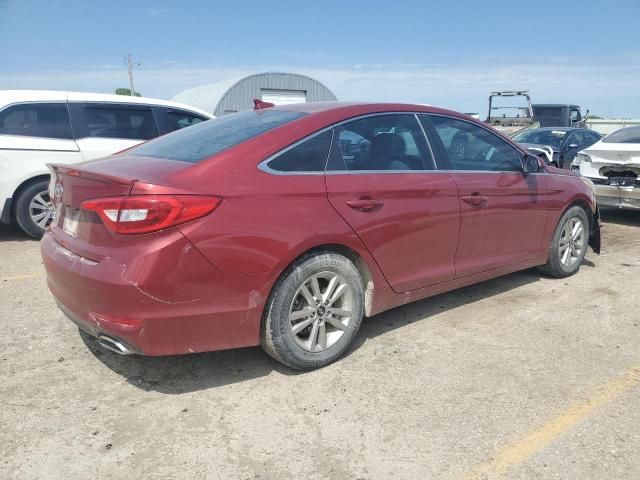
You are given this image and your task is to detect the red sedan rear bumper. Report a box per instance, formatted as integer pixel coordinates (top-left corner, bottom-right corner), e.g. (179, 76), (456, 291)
(41, 231), (273, 356)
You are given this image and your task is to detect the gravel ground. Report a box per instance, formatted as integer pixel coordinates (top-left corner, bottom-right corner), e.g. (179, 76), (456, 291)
(1, 209), (639, 480)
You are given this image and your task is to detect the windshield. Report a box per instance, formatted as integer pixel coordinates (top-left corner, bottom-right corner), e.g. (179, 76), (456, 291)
(513, 129), (567, 148)
(129, 109), (307, 163)
(603, 126), (640, 144)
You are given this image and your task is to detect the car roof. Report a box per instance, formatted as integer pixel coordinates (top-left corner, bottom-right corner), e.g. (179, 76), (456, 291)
(272, 101), (443, 114)
(0, 90), (213, 118)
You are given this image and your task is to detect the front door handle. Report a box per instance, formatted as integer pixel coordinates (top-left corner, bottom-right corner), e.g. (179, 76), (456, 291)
(346, 198), (383, 211)
(461, 193), (488, 206)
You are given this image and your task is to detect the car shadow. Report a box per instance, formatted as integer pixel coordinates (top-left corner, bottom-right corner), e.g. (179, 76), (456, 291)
(0, 224), (32, 242)
(348, 268), (541, 354)
(599, 208), (640, 227)
(82, 268), (542, 395)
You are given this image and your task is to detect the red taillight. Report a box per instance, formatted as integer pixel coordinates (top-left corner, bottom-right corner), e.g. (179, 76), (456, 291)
(81, 195), (221, 234)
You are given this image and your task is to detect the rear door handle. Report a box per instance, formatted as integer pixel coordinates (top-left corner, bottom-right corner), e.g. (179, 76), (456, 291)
(346, 198), (383, 211)
(461, 193), (488, 206)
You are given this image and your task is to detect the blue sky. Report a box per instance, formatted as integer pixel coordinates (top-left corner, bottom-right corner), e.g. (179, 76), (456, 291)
(1, 0), (639, 117)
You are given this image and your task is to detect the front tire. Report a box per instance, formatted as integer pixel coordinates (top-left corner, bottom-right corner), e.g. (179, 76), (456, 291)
(15, 179), (54, 239)
(261, 251), (364, 370)
(538, 206), (589, 278)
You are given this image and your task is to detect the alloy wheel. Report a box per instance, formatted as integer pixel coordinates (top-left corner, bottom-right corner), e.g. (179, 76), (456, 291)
(29, 190), (55, 230)
(289, 271), (354, 353)
(558, 217), (585, 268)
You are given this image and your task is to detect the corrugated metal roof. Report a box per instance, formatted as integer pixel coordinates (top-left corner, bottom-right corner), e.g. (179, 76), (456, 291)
(172, 72), (337, 116)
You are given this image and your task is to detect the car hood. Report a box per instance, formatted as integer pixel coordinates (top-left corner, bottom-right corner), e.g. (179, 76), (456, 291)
(519, 142), (559, 153)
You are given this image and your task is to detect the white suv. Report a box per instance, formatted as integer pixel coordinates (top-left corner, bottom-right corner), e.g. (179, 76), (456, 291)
(0, 90), (212, 237)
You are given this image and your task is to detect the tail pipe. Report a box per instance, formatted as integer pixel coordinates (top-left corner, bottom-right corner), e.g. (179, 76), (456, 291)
(98, 335), (135, 355)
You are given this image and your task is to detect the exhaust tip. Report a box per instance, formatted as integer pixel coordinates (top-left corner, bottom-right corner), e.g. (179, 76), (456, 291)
(98, 335), (134, 355)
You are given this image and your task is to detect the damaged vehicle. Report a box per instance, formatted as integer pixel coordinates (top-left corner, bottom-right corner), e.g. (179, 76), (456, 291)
(573, 125), (640, 210)
(513, 127), (601, 168)
(41, 102), (601, 370)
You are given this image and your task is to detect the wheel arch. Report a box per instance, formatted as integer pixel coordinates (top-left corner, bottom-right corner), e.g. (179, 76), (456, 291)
(9, 174), (51, 220)
(560, 197), (600, 254)
(270, 242), (378, 317)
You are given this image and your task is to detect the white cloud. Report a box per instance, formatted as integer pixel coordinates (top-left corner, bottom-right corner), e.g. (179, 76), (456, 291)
(1, 58), (638, 117)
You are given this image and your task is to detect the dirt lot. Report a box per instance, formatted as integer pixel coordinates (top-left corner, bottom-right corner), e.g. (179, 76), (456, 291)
(1, 209), (639, 480)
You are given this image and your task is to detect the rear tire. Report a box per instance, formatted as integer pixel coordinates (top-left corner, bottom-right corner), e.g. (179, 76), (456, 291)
(15, 179), (54, 239)
(261, 251), (364, 370)
(538, 206), (589, 278)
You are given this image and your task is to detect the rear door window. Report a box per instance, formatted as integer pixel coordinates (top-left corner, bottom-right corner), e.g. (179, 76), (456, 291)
(326, 114), (435, 171)
(0, 102), (72, 139)
(78, 103), (158, 140)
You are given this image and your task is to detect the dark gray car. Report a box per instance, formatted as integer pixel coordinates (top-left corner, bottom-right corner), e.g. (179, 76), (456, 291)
(513, 127), (602, 168)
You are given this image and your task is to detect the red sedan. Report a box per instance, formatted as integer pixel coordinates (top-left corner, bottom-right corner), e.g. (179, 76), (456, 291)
(41, 102), (601, 369)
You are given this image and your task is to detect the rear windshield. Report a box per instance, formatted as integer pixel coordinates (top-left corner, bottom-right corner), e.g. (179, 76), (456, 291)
(129, 109), (307, 163)
(603, 126), (640, 144)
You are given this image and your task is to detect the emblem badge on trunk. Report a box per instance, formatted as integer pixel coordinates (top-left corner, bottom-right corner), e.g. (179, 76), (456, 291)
(54, 183), (63, 201)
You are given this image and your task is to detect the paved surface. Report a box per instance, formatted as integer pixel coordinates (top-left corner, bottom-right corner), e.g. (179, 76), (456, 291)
(1, 209), (639, 480)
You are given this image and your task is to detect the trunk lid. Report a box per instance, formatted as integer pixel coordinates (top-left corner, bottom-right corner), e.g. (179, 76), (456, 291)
(49, 156), (194, 260)
(584, 142), (640, 164)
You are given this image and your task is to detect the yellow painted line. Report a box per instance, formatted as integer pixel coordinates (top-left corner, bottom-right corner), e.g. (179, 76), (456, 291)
(465, 366), (640, 480)
(0, 273), (44, 282)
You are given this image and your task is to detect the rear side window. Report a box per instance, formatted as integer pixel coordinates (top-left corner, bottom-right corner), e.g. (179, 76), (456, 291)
(0, 102), (72, 139)
(81, 104), (157, 140)
(130, 110), (307, 163)
(267, 130), (333, 172)
(166, 109), (208, 132)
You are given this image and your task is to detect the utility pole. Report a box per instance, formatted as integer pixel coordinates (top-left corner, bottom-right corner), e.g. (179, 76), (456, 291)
(124, 54), (141, 96)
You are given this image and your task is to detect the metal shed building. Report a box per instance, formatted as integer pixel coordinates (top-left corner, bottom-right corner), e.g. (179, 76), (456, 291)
(172, 72), (337, 116)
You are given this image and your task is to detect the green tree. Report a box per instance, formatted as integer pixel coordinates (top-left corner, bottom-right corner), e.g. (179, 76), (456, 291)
(115, 88), (141, 97)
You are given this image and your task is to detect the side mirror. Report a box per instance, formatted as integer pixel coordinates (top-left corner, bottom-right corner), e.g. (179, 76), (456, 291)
(522, 154), (541, 174)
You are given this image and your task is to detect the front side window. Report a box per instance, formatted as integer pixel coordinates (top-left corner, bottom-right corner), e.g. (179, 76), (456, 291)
(428, 115), (523, 172)
(326, 114), (435, 171)
(166, 109), (208, 132)
(267, 130), (332, 172)
(82, 104), (157, 140)
(130, 109), (306, 163)
(567, 130), (585, 147)
(0, 102), (72, 139)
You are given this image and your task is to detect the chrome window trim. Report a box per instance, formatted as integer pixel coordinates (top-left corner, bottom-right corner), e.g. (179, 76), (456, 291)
(258, 125), (335, 176)
(325, 169), (446, 175)
(259, 111), (440, 176)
